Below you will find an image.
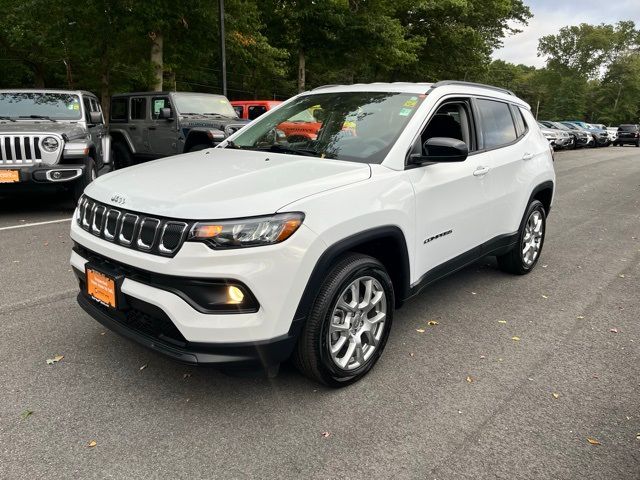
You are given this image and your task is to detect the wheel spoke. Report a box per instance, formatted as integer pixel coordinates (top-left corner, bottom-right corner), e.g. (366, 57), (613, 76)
(354, 337), (365, 365)
(339, 340), (356, 368)
(330, 334), (348, 354)
(358, 279), (373, 309)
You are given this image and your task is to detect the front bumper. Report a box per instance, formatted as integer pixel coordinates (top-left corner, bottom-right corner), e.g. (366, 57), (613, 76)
(70, 216), (326, 364)
(0, 164), (85, 189)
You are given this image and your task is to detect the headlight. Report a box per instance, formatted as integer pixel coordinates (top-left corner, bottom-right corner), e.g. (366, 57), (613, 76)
(41, 136), (60, 152)
(188, 212), (304, 249)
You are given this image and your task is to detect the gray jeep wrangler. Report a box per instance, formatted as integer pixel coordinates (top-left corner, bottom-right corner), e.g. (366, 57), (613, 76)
(0, 89), (111, 201)
(109, 91), (248, 168)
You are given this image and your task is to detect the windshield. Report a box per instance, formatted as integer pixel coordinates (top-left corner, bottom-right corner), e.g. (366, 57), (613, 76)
(0, 92), (82, 120)
(173, 94), (238, 118)
(227, 91), (425, 164)
(561, 122), (579, 130)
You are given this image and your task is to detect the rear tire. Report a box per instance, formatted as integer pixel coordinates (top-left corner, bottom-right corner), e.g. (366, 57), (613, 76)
(71, 157), (96, 203)
(293, 253), (394, 387)
(497, 200), (546, 275)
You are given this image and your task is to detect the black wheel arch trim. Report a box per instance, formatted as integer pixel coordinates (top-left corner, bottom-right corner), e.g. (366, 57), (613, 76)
(528, 180), (554, 216)
(291, 226), (411, 333)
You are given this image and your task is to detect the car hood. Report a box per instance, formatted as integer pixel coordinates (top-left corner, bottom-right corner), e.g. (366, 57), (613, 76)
(85, 149), (371, 219)
(0, 121), (87, 140)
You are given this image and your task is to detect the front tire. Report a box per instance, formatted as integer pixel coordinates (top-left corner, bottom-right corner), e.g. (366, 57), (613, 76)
(497, 200), (546, 275)
(112, 142), (133, 170)
(71, 157), (97, 203)
(293, 253), (394, 387)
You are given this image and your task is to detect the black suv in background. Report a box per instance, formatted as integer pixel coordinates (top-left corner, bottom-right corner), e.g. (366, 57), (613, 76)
(109, 92), (248, 169)
(614, 124), (640, 147)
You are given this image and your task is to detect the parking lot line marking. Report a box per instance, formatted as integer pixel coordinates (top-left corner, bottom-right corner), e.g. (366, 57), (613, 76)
(0, 217), (72, 232)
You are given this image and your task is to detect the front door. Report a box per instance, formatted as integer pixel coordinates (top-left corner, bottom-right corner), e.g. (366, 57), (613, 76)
(407, 98), (491, 280)
(148, 96), (177, 156)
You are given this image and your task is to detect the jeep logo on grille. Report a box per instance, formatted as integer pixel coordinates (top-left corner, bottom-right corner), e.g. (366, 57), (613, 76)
(110, 194), (126, 205)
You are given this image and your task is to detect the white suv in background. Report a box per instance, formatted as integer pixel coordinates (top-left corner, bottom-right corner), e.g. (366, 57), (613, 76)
(70, 81), (555, 387)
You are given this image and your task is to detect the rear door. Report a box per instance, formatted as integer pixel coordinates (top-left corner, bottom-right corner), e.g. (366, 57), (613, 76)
(473, 98), (531, 237)
(84, 96), (106, 163)
(128, 96), (149, 153)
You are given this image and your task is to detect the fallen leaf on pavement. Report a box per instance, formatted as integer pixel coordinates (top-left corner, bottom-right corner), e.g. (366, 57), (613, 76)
(498, 320), (507, 324)
(183, 373), (191, 379)
(416, 328), (425, 333)
(610, 328), (618, 334)
(619, 274), (626, 278)
(471, 292), (477, 295)
(87, 440), (97, 448)
(577, 315), (585, 319)
(636, 433), (640, 440)
(541, 295), (548, 299)
(427, 321), (439, 326)
(46, 355), (64, 365)
(552, 393), (560, 399)
(512, 336), (520, 341)
(139, 364), (147, 371)
(409, 352), (414, 357)
(480, 355), (485, 359)
(587, 437), (601, 446)
(21, 409), (33, 420)
(542, 264), (548, 268)
(321, 431), (331, 438)
(466, 376), (473, 383)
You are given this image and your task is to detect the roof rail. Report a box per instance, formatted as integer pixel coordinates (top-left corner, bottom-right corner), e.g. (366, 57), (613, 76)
(311, 84), (341, 91)
(429, 80), (515, 96)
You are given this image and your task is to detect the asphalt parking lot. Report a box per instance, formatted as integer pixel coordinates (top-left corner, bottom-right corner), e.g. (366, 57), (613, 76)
(1, 147), (639, 479)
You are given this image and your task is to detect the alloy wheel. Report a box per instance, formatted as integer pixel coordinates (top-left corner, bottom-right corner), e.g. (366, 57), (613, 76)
(522, 210), (543, 266)
(327, 276), (387, 371)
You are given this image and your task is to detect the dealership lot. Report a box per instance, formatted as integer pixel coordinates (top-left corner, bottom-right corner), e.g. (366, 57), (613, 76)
(0, 148), (639, 479)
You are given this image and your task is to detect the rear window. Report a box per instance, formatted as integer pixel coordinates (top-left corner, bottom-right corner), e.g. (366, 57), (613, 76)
(248, 105), (268, 120)
(110, 98), (127, 122)
(477, 99), (517, 149)
(618, 125), (638, 132)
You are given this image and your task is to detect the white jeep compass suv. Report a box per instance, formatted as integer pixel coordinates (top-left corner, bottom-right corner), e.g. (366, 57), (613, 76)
(70, 81), (555, 387)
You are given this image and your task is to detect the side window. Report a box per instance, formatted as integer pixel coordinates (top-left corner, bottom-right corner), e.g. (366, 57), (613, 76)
(111, 98), (127, 122)
(476, 99), (517, 149)
(510, 104), (528, 138)
(130, 97), (147, 120)
(151, 97), (170, 119)
(420, 99), (475, 152)
(83, 97), (92, 122)
(248, 105), (267, 120)
(233, 106), (244, 118)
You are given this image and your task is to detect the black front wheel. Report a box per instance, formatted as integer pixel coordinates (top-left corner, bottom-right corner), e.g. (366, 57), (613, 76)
(293, 253), (394, 387)
(112, 142), (133, 170)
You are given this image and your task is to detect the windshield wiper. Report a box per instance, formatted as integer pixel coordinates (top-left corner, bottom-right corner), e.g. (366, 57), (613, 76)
(18, 115), (57, 122)
(0, 115), (16, 122)
(203, 113), (236, 119)
(251, 144), (321, 157)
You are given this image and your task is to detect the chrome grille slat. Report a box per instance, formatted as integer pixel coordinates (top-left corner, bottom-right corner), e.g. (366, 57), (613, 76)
(0, 135), (42, 164)
(77, 198), (191, 257)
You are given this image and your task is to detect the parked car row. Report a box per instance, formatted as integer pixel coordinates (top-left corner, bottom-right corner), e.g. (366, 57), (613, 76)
(537, 119), (639, 149)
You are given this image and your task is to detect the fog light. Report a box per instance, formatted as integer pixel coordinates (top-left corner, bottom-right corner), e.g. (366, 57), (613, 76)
(227, 285), (244, 304)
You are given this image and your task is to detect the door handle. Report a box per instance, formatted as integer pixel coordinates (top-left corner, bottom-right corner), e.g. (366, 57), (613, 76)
(522, 152), (534, 161)
(128, 125), (137, 130)
(473, 166), (490, 177)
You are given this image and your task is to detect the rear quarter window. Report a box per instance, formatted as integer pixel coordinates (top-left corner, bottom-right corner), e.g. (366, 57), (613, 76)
(477, 99), (517, 149)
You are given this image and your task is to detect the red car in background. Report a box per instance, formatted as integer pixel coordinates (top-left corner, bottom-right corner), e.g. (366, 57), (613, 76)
(231, 100), (322, 142)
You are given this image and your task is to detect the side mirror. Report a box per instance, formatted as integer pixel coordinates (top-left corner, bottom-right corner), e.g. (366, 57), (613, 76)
(159, 107), (173, 120)
(410, 137), (468, 164)
(89, 111), (103, 125)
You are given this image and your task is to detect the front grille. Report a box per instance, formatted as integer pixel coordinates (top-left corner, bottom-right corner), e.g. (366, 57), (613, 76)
(0, 135), (42, 164)
(78, 197), (191, 257)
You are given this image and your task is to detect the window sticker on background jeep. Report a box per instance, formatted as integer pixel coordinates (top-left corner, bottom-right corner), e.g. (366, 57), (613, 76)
(399, 107), (413, 116)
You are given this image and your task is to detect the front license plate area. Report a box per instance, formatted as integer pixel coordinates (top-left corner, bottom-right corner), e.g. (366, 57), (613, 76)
(86, 266), (119, 308)
(0, 170), (20, 183)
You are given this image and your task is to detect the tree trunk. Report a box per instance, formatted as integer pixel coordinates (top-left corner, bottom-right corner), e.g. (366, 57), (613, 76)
(33, 63), (45, 88)
(150, 31), (163, 91)
(101, 65), (110, 123)
(297, 47), (305, 93)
